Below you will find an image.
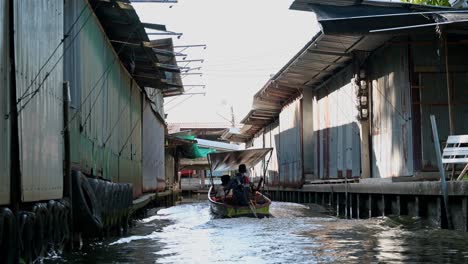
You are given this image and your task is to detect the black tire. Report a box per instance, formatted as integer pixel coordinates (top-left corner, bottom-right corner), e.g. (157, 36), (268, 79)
(32, 203), (48, 259)
(72, 171), (103, 234)
(114, 184), (123, 227)
(108, 183), (117, 228)
(126, 184), (133, 209)
(17, 211), (35, 263)
(54, 201), (69, 252)
(46, 200), (58, 251)
(102, 181), (112, 228)
(0, 208), (19, 264)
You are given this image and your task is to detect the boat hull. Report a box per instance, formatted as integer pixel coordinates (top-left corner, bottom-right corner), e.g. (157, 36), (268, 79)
(208, 187), (271, 218)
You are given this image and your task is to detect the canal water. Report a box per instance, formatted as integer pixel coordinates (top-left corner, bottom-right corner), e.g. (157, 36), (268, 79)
(46, 201), (468, 263)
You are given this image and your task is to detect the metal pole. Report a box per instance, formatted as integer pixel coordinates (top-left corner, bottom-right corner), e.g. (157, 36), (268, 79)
(8, 0), (21, 214)
(62, 82), (73, 249)
(430, 115), (452, 229)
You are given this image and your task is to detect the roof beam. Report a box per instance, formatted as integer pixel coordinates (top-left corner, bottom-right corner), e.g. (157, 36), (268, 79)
(306, 49), (350, 57)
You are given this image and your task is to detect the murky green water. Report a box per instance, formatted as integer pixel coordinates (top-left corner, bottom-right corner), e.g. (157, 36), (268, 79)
(45, 201), (468, 263)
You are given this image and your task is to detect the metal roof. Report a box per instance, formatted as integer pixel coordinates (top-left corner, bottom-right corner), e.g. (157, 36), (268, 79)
(208, 148), (273, 172)
(89, 0), (184, 97)
(236, 1), (468, 142)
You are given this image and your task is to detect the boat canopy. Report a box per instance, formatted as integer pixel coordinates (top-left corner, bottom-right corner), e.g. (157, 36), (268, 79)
(208, 148), (273, 172)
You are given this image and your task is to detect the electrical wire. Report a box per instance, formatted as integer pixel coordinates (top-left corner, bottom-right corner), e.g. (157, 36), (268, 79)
(16, 2), (102, 116)
(63, 31), (139, 134)
(165, 94), (195, 112)
(118, 101), (151, 156)
(16, 3), (94, 105)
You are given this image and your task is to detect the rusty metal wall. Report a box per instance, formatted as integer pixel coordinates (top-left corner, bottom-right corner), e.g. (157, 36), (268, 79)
(278, 98), (302, 186)
(370, 45), (413, 178)
(264, 120), (280, 186)
(142, 98), (165, 192)
(250, 131), (264, 179)
(15, 1), (64, 201)
(64, 0), (142, 197)
(314, 65), (361, 179)
(0, 1), (10, 205)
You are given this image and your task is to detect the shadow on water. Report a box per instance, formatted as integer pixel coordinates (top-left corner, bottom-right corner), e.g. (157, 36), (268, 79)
(45, 201), (468, 264)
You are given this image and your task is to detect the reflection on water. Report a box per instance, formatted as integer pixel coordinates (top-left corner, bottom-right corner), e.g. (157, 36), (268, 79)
(46, 201), (468, 264)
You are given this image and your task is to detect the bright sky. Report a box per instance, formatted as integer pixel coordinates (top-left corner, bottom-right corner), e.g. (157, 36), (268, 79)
(134, 0), (318, 124)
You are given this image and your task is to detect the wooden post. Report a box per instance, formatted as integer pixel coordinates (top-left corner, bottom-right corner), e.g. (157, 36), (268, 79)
(444, 37), (454, 135)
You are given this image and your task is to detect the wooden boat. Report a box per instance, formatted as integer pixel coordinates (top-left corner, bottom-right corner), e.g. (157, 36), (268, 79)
(208, 186), (271, 218)
(207, 148), (273, 218)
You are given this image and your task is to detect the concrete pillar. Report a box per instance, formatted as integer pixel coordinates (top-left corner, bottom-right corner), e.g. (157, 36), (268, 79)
(357, 194), (361, 219)
(463, 197), (467, 232)
(415, 196), (420, 217)
(437, 197), (443, 228)
(336, 194), (340, 217)
(302, 88), (315, 182)
(382, 194), (386, 217)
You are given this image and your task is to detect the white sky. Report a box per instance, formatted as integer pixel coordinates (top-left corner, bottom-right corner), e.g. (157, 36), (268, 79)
(134, 0), (318, 124)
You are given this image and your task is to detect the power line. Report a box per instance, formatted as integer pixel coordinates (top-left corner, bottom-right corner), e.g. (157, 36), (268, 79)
(166, 94), (195, 112)
(118, 101), (151, 156)
(63, 29), (138, 133)
(16, 3), (102, 116)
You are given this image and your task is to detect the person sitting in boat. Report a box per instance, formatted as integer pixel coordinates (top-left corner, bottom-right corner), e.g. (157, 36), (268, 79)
(215, 175), (231, 199)
(228, 164), (251, 206)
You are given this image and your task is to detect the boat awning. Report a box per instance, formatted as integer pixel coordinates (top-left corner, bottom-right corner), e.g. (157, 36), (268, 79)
(208, 148), (272, 172)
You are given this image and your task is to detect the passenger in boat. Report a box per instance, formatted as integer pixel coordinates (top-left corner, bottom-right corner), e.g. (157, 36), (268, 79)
(215, 175), (231, 199)
(234, 164), (251, 206)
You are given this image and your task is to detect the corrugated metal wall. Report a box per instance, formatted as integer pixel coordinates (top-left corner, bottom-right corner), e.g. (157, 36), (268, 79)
(278, 98), (302, 186)
(370, 45), (413, 178)
(264, 120), (280, 186)
(142, 98), (165, 192)
(64, 0), (142, 197)
(313, 65), (361, 179)
(146, 88), (165, 119)
(0, 1), (10, 205)
(15, 1), (64, 201)
(250, 131), (264, 178)
(412, 42), (468, 170)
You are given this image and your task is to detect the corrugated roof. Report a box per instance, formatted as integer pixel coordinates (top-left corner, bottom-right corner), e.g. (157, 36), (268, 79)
(89, 0), (184, 97)
(235, 1), (468, 142)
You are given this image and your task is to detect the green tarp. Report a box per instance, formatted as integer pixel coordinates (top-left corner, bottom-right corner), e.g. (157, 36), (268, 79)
(177, 135), (216, 159)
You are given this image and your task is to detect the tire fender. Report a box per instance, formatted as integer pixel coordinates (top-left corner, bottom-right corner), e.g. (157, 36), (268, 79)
(71, 171), (103, 233)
